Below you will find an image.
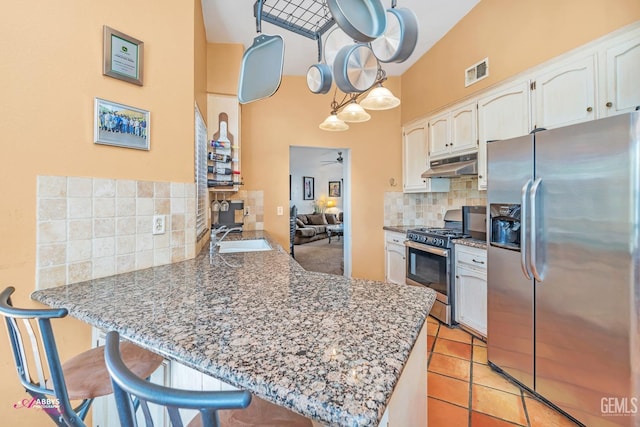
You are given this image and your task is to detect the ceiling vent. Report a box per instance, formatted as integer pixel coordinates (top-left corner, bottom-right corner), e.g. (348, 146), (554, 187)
(465, 58), (489, 87)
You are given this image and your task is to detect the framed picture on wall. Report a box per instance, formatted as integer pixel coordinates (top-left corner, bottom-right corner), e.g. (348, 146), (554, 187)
(103, 26), (144, 86)
(328, 180), (341, 197)
(94, 98), (150, 150)
(303, 176), (314, 200)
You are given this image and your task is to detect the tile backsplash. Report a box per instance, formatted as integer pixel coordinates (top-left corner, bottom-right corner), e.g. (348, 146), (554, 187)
(37, 176), (197, 289)
(384, 177), (487, 227)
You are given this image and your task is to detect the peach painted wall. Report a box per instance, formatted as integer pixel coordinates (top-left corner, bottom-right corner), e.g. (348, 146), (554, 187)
(195, 0), (209, 119)
(401, 0), (640, 123)
(0, 0), (202, 424)
(241, 76), (403, 280)
(207, 43), (244, 95)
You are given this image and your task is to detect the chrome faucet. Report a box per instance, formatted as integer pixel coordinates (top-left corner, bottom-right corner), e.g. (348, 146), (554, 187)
(210, 226), (243, 249)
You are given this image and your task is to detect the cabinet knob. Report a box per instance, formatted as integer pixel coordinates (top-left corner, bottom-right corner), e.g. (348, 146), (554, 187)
(455, 275), (459, 279)
(478, 175), (483, 179)
(586, 106), (593, 112)
(606, 102), (613, 108)
(445, 143), (449, 147)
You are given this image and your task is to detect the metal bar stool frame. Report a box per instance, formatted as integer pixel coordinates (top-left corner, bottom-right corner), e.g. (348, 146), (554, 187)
(0, 286), (92, 426)
(104, 330), (252, 427)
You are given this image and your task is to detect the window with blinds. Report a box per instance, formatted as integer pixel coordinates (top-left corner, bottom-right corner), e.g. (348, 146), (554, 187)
(195, 104), (208, 238)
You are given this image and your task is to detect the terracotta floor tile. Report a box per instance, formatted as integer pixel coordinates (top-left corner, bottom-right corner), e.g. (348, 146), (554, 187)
(434, 337), (472, 360)
(428, 334), (436, 352)
(471, 411), (525, 426)
(429, 352), (471, 382)
(428, 397), (470, 427)
(428, 321), (440, 336)
(427, 315), (439, 325)
(428, 372), (470, 408)
(472, 363), (521, 395)
(473, 345), (488, 365)
(472, 384), (527, 425)
(473, 336), (487, 347)
(525, 397), (581, 427)
(438, 326), (473, 344)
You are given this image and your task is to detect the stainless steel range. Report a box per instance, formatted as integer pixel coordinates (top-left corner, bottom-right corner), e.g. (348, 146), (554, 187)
(405, 210), (469, 325)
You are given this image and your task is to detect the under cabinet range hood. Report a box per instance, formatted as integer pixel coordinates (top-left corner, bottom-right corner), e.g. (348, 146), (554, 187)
(421, 153), (478, 178)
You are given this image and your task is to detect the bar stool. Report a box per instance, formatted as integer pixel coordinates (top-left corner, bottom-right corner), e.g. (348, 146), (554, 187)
(0, 287), (163, 427)
(105, 331), (313, 427)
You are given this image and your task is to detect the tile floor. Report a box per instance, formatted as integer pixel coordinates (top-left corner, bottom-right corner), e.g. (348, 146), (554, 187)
(426, 316), (581, 427)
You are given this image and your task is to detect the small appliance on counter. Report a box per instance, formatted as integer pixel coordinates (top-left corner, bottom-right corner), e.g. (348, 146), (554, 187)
(212, 199), (244, 231)
(462, 205), (487, 241)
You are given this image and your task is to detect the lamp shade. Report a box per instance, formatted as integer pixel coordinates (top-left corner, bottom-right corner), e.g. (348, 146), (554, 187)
(359, 85), (401, 110)
(319, 112), (349, 131)
(337, 101), (371, 123)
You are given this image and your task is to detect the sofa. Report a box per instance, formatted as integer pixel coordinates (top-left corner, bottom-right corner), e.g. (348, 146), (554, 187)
(294, 212), (342, 245)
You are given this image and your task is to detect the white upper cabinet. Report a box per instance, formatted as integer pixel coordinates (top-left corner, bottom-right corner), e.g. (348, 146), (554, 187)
(602, 31), (640, 116)
(532, 54), (597, 129)
(428, 101), (477, 160)
(477, 80), (531, 190)
(402, 119), (450, 193)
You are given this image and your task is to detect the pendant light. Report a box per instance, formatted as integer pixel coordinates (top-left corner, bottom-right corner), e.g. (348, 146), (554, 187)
(359, 84), (401, 110)
(319, 112), (349, 131)
(337, 100), (371, 123)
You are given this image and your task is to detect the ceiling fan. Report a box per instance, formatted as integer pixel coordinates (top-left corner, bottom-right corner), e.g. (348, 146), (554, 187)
(321, 152), (343, 165)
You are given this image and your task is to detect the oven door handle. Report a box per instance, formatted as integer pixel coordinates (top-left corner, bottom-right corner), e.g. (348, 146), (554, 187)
(405, 240), (449, 257)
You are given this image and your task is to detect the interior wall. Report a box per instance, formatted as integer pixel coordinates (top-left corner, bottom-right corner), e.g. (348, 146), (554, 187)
(207, 43), (244, 95)
(195, 0), (208, 119)
(0, 1), (198, 424)
(401, 0), (640, 122)
(242, 76), (403, 281)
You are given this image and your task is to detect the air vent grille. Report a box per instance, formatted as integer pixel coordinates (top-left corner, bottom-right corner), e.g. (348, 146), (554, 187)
(465, 58), (489, 87)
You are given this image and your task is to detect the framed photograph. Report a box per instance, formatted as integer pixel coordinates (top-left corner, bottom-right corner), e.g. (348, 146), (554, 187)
(103, 26), (144, 86)
(303, 176), (314, 200)
(94, 98), (150, 150)
(328, 180), (341, 197)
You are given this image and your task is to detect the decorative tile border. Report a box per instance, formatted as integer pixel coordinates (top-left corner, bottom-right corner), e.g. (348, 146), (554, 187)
(36, 176), (197, 289)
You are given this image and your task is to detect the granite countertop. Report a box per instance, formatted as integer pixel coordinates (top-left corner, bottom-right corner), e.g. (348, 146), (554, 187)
(453, 238), (488, 250)
(382, 226), (412, 234)
(32, 231), (435, 427)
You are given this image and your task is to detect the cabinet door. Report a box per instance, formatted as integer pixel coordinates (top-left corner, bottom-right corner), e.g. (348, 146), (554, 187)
(477, 80), (531, 190)
(533, 55), (596, 129)
(385, 239), (406, 285)
(428, 113), (450, 159)
(604, 35), (640, 116)
(455, 265), (487, 337)
(402, 121), (428, 192)
(450, 102), (477, 155)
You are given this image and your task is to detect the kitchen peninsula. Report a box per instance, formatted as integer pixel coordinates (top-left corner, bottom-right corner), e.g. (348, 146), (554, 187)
(32, 231), (435, 427)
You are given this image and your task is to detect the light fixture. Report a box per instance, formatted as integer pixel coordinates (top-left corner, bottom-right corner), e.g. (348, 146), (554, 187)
(319, 112), (349, 131)
(337, 100), (371, 123)
(319, 68), (400, 131)
(359, 84), (401, 110)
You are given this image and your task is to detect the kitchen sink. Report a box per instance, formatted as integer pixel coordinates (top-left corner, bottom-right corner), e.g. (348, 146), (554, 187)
(217, 239), (272, 253)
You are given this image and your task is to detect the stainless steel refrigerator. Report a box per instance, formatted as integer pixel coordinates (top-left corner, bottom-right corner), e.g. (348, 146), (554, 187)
(487, 112), (640, 427)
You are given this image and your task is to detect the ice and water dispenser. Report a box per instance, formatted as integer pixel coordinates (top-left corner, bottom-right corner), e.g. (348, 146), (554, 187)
(490, 204), (521, 250)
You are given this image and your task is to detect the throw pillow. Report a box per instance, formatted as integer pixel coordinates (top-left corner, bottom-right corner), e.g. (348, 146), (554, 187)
(296, 219), (306, 228)
(307, 213), (327, 225)
(325, 213), (338, 224)
(297, 214), (309, 224)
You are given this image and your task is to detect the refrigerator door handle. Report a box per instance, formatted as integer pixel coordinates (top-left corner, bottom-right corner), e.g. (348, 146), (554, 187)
(520, 179), (533, 280)
(529, 178), (544, 282)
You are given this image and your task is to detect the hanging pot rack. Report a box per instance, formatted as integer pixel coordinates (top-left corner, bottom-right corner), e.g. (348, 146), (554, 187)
(254, 0), (336, 41)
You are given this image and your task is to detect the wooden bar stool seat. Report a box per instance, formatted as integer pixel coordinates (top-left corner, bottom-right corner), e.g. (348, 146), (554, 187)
(52, 341), (163, 400)
(0, 287), (163, 427)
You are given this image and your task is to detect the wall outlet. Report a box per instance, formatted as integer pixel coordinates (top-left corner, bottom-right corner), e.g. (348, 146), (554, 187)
(153, 215), (166, 235)
(245, 206), (252, 216)
(277, 206), (284, 216)
(441, 206), (447, 215)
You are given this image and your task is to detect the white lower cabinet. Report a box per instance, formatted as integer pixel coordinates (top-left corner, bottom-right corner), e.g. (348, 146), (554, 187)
(384, 230), (406, 285)
(454, 245), (487, 337)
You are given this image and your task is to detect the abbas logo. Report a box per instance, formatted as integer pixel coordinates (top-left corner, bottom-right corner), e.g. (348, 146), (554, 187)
(13, 397), (60, 410)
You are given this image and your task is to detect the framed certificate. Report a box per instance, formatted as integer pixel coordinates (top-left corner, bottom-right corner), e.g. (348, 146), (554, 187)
(103, 26), (144, 86)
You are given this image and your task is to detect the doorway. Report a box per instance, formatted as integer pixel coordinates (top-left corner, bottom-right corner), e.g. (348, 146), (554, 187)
(289, 146), (351, 277)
